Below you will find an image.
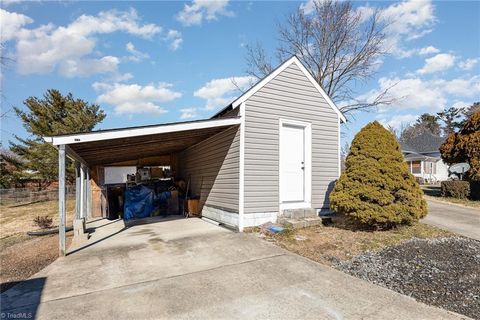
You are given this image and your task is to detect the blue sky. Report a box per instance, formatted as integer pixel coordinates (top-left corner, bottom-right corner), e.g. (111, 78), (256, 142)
(1, 0), (479, 147)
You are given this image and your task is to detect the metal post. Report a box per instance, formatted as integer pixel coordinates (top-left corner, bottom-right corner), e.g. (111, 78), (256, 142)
(80, 165), (85, 218)
(58, 145), (66, 257)
(86, 167), (91, 218)
(75, 162), (80, 219)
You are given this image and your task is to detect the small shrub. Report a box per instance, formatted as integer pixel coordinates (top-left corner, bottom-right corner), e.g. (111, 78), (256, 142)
(329, 121), (427, 229)
(33, 215), (53, 229)
(469, 180), (480, 200)
(441, 181), (470, 199)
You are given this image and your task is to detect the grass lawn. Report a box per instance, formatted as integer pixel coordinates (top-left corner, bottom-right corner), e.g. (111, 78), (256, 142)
(422, 185), (480, 208)
(249, 215), (451, 265)
(0, 199), (76, 292)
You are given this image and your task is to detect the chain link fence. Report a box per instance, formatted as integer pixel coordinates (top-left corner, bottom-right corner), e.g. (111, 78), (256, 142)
(0, 187), (76, 206)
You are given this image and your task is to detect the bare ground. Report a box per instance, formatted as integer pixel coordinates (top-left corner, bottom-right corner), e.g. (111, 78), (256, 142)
(250, 215), (451, 265)
(0, 232), (73, 292)
(0, 200), (75, 293)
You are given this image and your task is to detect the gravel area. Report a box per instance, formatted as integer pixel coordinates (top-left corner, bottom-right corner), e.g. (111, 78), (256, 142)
(334, 236), (480, 319)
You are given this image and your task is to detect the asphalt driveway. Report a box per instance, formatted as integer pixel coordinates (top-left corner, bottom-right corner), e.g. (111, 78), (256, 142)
(1, 217), (465, 319)
(423, 199), (480, 240)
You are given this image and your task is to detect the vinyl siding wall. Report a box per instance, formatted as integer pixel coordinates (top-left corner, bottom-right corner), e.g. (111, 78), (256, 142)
(179, 125), (240, 213)
(243, 62), (340, 215)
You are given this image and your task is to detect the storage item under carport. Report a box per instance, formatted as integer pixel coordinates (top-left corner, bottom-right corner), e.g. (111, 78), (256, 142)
(107, 185), (125, 220)
(124, 185), (156, 221)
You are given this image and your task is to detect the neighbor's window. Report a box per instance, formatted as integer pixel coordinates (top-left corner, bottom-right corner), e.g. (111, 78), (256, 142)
(411, 161), (421, 174)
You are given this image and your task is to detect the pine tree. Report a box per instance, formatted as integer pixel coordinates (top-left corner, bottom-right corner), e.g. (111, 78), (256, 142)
(437, 106), (464, 135)
(10, 89), (106, 184)
(330, 121), (427, 228)
(399, 113), (441, 142)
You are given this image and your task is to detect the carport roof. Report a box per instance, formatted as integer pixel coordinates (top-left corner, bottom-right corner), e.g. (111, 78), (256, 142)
(44, 117), (241, 166)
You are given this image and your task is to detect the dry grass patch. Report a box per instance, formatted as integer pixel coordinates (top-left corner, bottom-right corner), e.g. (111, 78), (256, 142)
(0, 199), (76, 241)
(0, 199), (76, 292)
(424, 195), (480, 208)
(252, 215), (451, 265)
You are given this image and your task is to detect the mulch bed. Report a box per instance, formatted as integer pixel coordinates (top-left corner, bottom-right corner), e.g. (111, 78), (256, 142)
(334, 237), (480, 319)
(0, 232), (73, 293)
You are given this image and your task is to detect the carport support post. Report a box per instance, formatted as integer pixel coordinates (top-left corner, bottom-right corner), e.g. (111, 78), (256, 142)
(86, 167), (91, 218)
(58, 144), (66, 257)
(75, 162), (81, 219)
(80, 164), (85, 218)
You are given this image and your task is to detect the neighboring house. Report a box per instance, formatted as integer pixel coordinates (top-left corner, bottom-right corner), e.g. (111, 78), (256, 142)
(45, 56), (345, 239)
(400, 132), (450, 183)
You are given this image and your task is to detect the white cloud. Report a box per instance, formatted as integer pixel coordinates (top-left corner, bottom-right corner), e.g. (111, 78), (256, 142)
(180, 107), (198, 120)
(450, 101), (470, 110)
(165, 29), (183, 51)
(177, 0), (233, 26)
(379, 114), (418, 131)
(299, 0), (437, 59)
(3, 8), (161, 77)
(418, 46), (439, 55)
(0, 8), (33, 41)
(381, 0), (437, 58)
(58, 56), (120, 77)
(125, 42), (149, 62)
(299, 0), (316, 15)
(458, 58), (479, 71)
(417, 53), (456, 74)
(194, 76), (254, 110)
(94, 82), (181, 115)
(360, 75), (480, 113)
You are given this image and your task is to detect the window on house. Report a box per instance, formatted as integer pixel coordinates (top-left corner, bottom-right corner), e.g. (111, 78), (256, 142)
(411, 161), (421, 174)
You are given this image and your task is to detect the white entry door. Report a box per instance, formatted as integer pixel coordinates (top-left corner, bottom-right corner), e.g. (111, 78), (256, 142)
(280, 124), (306, 203)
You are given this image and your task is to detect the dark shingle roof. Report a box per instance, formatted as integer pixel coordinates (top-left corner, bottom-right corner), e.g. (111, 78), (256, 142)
(400, 132), (446, 153)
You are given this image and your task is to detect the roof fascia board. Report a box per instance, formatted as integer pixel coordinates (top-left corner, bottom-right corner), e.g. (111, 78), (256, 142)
(45, 117), (241, 146)
(231, 56), (346, 123)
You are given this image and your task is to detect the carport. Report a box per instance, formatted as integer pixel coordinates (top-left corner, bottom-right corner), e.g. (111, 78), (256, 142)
(44, 116), (241, 256)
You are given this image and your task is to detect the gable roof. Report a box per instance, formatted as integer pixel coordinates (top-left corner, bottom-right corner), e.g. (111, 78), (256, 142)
(212, 56), (346, 123)
(400, 132), (446, 154)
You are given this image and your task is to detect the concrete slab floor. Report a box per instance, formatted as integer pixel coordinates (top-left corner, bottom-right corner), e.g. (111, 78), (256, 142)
(1, 218), (468, 319)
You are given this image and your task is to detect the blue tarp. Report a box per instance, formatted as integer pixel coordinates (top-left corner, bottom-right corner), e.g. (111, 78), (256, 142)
(124, 185), (156, 221)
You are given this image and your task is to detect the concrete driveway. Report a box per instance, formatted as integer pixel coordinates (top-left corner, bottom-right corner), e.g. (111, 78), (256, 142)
(1, 217), (465, 319)
(423, 199), (480, 240)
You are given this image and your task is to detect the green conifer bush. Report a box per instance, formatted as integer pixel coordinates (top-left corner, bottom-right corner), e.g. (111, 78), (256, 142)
(330, 121), (427, 228)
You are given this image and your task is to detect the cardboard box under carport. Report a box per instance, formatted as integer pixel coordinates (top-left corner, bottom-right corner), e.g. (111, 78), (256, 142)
(44, 117), (241, 256)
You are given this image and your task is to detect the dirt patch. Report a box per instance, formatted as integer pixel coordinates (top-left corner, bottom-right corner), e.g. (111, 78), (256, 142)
(250, 215), (451, 265)
(0, 200), (76, 293)
(0, 199), (75, 240)
(335, 237), (480, 319)
(0, 232), (73, 293)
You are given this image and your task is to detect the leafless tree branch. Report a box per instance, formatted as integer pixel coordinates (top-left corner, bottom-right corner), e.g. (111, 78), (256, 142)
(245, 0), (397, 117)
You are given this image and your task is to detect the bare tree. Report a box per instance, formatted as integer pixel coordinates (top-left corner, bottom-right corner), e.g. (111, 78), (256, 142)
(245, 0), (395, 116)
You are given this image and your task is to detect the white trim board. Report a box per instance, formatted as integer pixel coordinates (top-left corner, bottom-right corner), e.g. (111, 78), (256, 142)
(44, 117), (242, 146)
(238, 102), (246, 232)
(230, 56), (346, 123)
(278, 118), (312, 211)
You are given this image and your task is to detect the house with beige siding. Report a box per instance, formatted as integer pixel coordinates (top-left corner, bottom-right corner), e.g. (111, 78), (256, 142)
(45, 56), (345, 255)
